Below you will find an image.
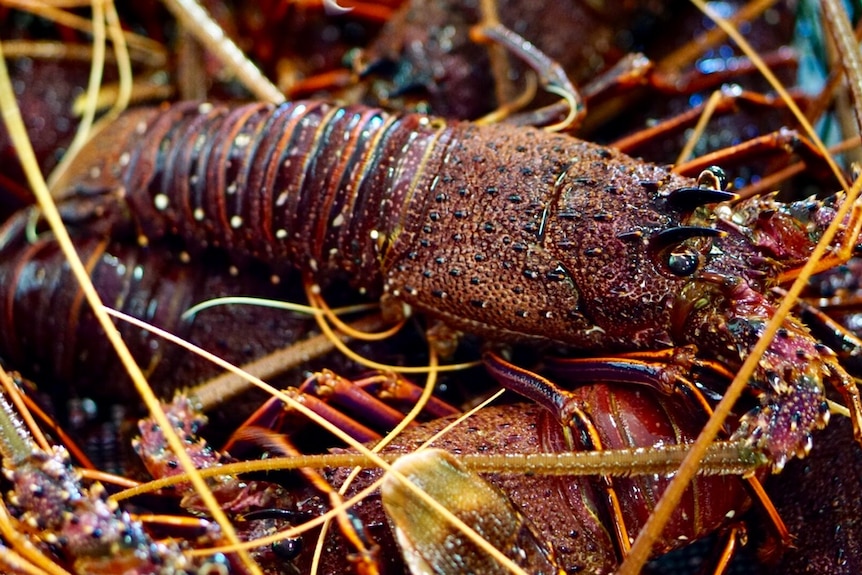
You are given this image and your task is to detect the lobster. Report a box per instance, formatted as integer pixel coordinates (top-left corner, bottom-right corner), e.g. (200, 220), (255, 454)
(48, 98), (862, 472)
(119, 362), (769, 575)
(0, 2), (860, 572)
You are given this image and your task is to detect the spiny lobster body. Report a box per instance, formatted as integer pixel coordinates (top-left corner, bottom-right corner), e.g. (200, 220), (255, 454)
(53, 100), (862, 467)
(58, 100), (696, 348)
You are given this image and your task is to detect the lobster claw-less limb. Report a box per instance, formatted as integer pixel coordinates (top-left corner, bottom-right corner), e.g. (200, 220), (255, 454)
(681, 275), (862, 472)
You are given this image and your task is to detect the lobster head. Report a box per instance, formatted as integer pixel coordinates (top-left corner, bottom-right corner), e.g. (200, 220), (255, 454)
(661, 173), (862, 468)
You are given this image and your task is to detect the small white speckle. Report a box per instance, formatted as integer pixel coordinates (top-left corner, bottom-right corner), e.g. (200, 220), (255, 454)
(329, 248), (339, 256)
(226, 182), (237, 195)
(193, 208), (205, 221)
(276, 229), (287, 239)
(228, 265), (239, 276)
(332, 213), (345, 227)
(154, 194), (169, 210)
(310, 283), (322, 295)
(270, 275), (281, 285)
(235, 133), (251, 147)
(276, 191), (289, 206)
(179, 251), (191, 263)
(89, 166), (101, 179)
(309, 258), (319, 272)
(198, 102), (213, 113)
(544, 311), (553, 319)
(369, 229), (380, 240)
(725, 510), (736, 519)
(135, 121), (147, 135)
(230, 215), (243, 229)
(119, 152), (130, 167)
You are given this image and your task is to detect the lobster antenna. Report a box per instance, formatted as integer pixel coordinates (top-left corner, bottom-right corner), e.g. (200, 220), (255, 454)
(47, 0), (133, 190)
(675, 89), (726, 166)
(821, 0), (862, 140)
(161, 0), (284, 104)
(306, 283), (409, 341)
(0, 370), (49, 456)
(303, 281), (482, 374)
(2, 3), (166, 65)
(45, 0), (109, 192)
(113, 440), (763, 494)
(657, 0), (778, 74)
(181, 295), (377, 321)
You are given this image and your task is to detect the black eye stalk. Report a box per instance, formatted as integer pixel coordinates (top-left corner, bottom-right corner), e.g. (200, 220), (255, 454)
(697, 166), (728, 190)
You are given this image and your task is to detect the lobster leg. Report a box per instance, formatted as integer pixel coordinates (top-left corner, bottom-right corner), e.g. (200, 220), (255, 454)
(222, 369), (460, 454)
(483, 349), (790, 559)
(483, 349), (723, 429)
(469, 22), (583, 130)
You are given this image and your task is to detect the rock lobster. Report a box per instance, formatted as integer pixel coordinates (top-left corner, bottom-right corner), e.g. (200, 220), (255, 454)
(50, 98), (862, 472)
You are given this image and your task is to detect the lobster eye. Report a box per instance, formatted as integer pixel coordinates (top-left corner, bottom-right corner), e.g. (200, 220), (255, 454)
(667, 248), (700, 276)
(697, 166), (728, 190)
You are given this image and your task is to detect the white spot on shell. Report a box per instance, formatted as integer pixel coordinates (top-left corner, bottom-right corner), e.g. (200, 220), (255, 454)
(154, 194), (169, 210)
(235, 133), (251, 147)
(193, 208), (205, 221)
(332, 213), (345, 227)
(119, 152), (130, 167)
(226, 182), (237, 195)
(230, 215), (243, 229)
(228, 266), (239, 276)
(198, 102), (213, 113)
(370, 229), (380, 240)
(89, 166), (101, 179)
(276, 229), (287, 239)
(179, 251), (191, 263)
